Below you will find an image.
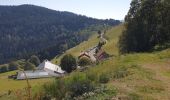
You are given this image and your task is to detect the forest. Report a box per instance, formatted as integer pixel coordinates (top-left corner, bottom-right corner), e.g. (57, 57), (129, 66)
(119, 0), (170, 53)
(0, 5), (120, 64)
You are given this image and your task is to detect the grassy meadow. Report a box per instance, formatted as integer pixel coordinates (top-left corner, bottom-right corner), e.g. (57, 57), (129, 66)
(0, 24), (170, 99)
(51, 24), (170, 99)
(0, 70), (53, 99)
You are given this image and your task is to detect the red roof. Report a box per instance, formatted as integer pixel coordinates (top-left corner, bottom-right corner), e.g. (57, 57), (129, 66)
(95, 50), (109, 60)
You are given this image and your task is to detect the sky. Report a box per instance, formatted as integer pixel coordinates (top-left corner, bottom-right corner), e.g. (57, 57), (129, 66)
(0, 0), (131, 20)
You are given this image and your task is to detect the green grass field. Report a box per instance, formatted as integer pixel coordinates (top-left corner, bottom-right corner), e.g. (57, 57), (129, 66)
(52, 24), (170, 99)
(0, 71), (53, 94)
(1, 24), (170, 99)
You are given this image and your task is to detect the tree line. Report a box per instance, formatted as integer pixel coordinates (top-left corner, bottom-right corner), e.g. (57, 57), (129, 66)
(119, 0), (170, 53)
(0, 5), (120, 64)
(0, 55), (40, 73)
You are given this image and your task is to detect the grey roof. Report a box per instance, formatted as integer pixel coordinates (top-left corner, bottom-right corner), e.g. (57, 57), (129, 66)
(37, 60), (65, 74)
(17, 60), (65, 80)
(17, 70), (52, 80)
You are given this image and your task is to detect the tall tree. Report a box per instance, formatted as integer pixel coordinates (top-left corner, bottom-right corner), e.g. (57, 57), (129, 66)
(60, 54), (77, 73)
(28, 55), (40, 66)
(8, 61), (18, 71)
(0, 66), (8, 73)
(23, 61), (36, 71)
(119, 0), (170, 54)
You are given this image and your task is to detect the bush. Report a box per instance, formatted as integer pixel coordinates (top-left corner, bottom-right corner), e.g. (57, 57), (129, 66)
(78, 57), (92, 67)
(43, 80), (66, 100)
(67, 73), (94, 97)
(0, 65), (8, 73)
(28, 55), (40, 66)
(99, 73), (109, 83)
(43, 72), (95, 99)
(60, 54), (77, 73)
(23, 61), (36, 70)
(8, 62), (18, 71)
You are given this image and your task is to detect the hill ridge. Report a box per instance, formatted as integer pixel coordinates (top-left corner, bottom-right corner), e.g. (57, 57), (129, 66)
(0, 4), (120, 64)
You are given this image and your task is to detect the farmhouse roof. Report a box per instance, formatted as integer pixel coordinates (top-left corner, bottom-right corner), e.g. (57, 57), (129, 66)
(78, 52), (90, 59)
(17, 60), (65, 80)
(37, 60), (65, 74)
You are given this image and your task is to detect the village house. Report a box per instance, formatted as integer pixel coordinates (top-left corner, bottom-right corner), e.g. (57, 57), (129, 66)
(95, 49), (110, 61)
(79, 48), (110, 62)
(17, 60), (65, 80)
(78, 49), (97, 63)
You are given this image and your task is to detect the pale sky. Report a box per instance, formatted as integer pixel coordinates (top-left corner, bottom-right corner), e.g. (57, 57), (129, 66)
(0, 0), (131, 20)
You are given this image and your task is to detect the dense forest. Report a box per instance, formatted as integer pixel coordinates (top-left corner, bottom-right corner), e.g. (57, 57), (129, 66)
(0, 5), (120, 64)
(119, 0), (170, 53)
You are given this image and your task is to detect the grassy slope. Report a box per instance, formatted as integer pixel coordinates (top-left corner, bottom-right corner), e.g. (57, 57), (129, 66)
(0, 71), (53, 94)
(52, 25), (124, 64)
(1, 24), (170, 99)
(52, 34), (99, 64)
(53, 24), (170, 99)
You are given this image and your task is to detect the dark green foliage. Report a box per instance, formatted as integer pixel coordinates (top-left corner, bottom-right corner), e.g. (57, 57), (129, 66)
(68, 73), (94, 97)
(23, 61), (36, 70)
(43, 80), (66, 100)
(78, 57), (92, 67)
(43, 73), (95, 99)
(119, 0), (170, 53)
(8, 61), (18, 71)
(98, 30), (102, 35)
(0, 65), (8, 73)
(95, 40), (106, 54)
(28, 55), (40, 66)
(98, 41), (106, 49)
(0, 5), (120, 64)
(60, 54), (77, 73)
(99, 73), (109, 83)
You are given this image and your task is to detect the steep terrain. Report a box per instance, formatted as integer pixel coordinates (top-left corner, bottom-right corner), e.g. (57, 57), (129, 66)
(0, 5), (120, 64)
(1, 25), (170, 100)
(51, 24), (170, 99)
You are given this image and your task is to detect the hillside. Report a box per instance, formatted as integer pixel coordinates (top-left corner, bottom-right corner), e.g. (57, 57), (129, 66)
(1, 25), (170, 100)
(0, 5), (120, 64)
(51, 24), (170, 99)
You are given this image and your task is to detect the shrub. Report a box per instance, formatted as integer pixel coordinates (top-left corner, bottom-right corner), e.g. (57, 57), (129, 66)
(23, 61), (36, 70)
(43, 80), (66, 100)
(8, 62), (18, 71)
(78, 57), (92, 67)
(66, 73), (94, 97)
(99, 73), (109, 83)
(60, 54), (77, 73)
(43, 73), (95, 99)
(0, 65), (8, 73)
(28, 55), (40, 66)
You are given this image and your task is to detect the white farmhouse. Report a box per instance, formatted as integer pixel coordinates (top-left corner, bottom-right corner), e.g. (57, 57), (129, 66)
(17, 60), (65, 80)
(37, 60), (65, 76)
